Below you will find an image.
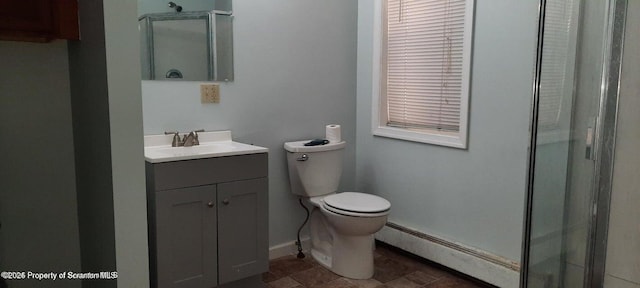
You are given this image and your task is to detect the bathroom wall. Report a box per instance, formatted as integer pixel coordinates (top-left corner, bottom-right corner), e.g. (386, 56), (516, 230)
(141, 0), (358, 247)
(356, 0), (537, 265)
(0, 41), (81, 288)
(68, 0), (149, 287)
(103, 0), (151, 286)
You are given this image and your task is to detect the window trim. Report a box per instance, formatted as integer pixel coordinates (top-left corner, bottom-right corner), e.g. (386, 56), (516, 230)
(371, 0), (474, 149)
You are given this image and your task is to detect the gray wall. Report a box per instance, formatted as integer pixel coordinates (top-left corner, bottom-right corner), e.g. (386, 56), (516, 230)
(69, 0), (149, 287)
(141, 0), (358, 247)
(68, 2), (117, 286)
(356, 0), (538, 261)
(103, 0), (151, 287)
(0, 41), (81, 288)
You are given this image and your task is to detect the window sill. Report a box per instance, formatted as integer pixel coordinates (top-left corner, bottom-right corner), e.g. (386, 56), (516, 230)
(372, 126), (467, 149)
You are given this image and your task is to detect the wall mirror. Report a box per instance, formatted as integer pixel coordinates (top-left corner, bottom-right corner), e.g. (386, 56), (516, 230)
(138, 0), (233, 81)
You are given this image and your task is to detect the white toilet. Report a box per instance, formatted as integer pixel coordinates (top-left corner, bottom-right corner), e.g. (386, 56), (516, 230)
(284, 139), (391, 279)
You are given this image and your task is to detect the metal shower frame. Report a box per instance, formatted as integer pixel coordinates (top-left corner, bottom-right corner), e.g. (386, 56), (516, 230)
(520, 0), (628, 287)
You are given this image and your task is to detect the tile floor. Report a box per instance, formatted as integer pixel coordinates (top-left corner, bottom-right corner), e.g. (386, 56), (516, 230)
(262, 242), (495, 288)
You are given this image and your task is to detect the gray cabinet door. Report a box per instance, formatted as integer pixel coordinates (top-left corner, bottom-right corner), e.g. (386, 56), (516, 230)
(156, 185), (218, 288)
(217, 178), (268, 285)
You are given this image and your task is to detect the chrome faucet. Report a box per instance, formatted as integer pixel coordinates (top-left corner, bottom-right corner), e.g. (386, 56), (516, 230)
(164, 131), (183, 147)
(164, 129), (205, 147)
(182, 132), (196, 147)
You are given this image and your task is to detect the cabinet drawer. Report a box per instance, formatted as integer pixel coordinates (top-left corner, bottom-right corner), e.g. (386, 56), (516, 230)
(146, 153), (267, 191)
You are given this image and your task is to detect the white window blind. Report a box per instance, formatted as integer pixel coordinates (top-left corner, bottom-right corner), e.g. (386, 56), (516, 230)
(384, 0), (468, 132)
(538, 0), (577, 131)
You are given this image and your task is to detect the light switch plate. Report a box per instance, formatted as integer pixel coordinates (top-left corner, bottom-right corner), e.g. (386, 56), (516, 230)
(201, 84), (220, 103)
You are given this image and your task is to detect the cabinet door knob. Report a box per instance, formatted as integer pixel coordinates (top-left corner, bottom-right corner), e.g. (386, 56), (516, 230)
(222, 199), (230, 205)
(207, 201), (214, 207)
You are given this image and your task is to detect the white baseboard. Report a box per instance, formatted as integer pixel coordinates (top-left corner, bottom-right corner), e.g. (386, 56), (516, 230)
(269, 237), (311, 260)
(376, 223), (520, 288)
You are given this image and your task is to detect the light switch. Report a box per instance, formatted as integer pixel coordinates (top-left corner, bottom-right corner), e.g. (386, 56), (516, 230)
(201, 84), (220, 103)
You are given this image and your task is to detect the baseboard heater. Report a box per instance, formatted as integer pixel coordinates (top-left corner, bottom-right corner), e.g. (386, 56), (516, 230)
(377, 222), (521, 288)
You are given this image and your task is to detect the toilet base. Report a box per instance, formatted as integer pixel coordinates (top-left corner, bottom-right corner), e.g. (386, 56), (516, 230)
(311, 234), (375, 279)
(310, 248), (332, 269)
(331, 234), (375, 279)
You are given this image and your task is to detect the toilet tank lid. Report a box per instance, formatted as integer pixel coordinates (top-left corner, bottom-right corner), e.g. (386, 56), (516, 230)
(284, 140), (346, 153)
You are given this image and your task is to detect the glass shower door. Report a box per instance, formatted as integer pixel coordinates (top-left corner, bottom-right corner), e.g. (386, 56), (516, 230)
(522, 0), (626, 287)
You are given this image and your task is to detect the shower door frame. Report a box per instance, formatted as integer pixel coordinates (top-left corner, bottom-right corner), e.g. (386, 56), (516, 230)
(583, 0), (627, 285)
(139, 11), (214, 80)
(520, 0), (628, 287)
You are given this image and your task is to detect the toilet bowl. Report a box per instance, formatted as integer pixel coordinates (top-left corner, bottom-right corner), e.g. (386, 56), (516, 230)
(284, 140), (391, 279)
(308, 193), (390, 279)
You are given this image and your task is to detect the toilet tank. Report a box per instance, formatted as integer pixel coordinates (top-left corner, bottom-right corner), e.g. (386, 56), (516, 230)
(284, 140), (346, 197)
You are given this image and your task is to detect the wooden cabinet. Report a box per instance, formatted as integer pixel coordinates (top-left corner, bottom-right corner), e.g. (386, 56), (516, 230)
(146, 153), (269, 288)
(0, 0), (79, 42)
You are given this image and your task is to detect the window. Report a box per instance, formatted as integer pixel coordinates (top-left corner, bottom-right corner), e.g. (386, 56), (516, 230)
(372, 0), (474, 148)
(538, 0), (578, 132)
(535, 0), (579, 144)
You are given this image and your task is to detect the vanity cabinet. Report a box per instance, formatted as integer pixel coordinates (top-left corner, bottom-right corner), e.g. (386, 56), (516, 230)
(217, 178), (268, 283)
(155, 185), (218, 287)
(146, 153), (268, 288)
(0, 0), (79, 42)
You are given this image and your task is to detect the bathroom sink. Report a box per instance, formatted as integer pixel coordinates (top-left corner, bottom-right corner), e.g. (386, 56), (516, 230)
(144, 130), (268, 163)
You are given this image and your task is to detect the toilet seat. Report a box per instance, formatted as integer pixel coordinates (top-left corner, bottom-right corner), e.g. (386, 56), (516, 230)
(322, 192), (390, 217)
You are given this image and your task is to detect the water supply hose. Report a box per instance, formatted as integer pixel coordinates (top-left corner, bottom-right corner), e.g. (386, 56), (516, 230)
(296, 198), (310, 258)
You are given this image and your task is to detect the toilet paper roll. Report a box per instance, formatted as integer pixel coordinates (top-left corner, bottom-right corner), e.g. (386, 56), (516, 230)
(326, 124), (342, 143)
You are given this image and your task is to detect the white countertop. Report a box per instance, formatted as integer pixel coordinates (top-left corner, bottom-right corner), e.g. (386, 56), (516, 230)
(144, 130), (268, 163)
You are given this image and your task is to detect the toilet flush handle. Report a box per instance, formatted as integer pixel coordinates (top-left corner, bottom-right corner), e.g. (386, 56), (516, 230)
(297, 154), (308, 161)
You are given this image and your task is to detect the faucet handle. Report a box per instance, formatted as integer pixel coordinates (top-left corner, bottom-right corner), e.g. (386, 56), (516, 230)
(164, 131), (183, 147)
(192, 129), (205, 145)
